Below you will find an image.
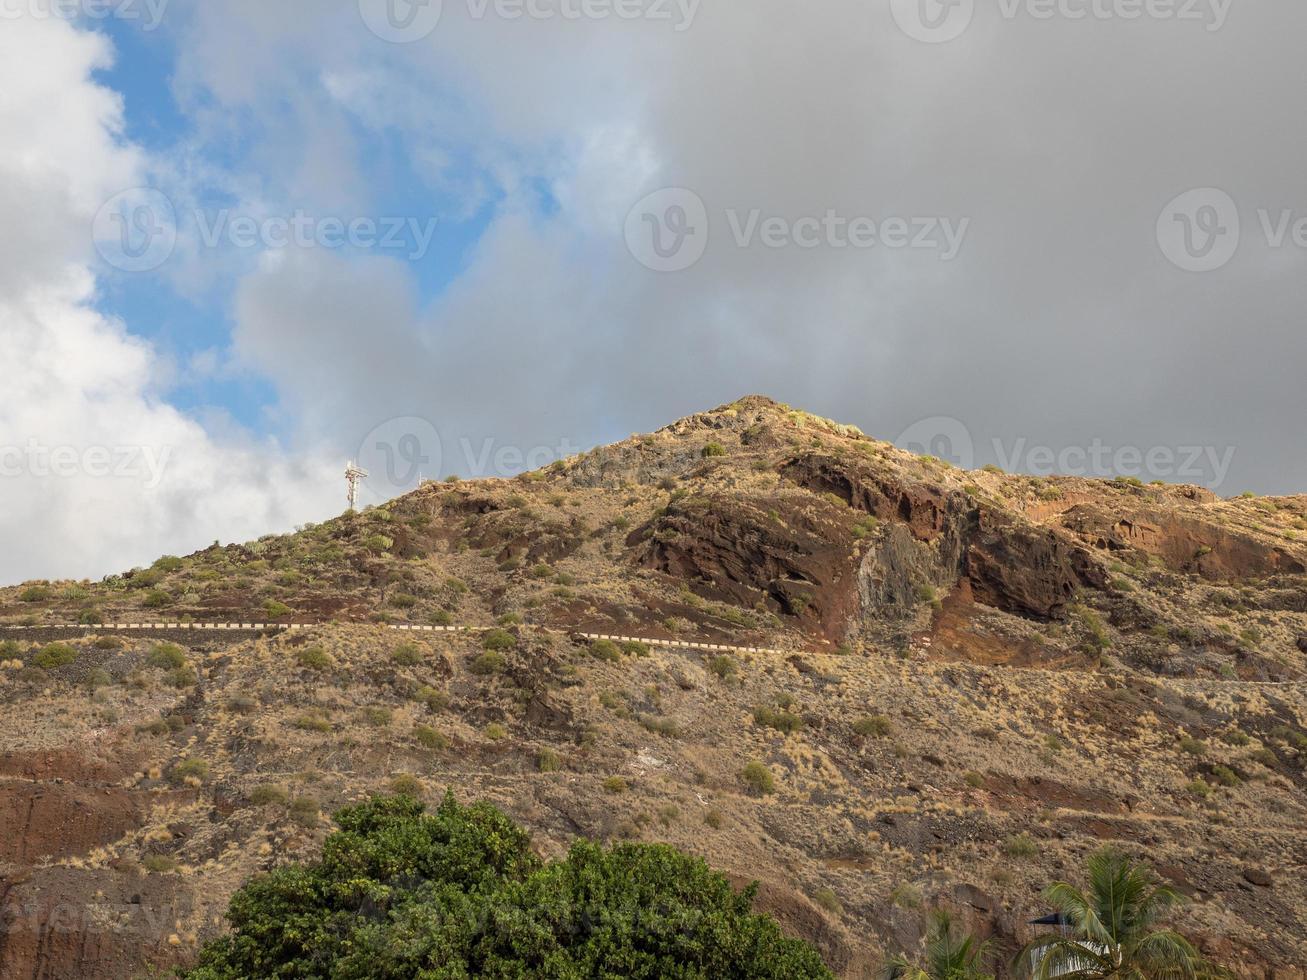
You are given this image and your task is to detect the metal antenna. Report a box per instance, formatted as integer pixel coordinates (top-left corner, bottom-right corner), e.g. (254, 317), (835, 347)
(345, 461), (369, 511)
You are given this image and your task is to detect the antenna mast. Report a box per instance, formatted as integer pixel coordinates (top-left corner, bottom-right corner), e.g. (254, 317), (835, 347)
(345, 461), (369, 511)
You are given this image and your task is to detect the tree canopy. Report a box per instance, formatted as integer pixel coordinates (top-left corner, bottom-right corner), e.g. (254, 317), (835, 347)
(182, 793), (834, 979)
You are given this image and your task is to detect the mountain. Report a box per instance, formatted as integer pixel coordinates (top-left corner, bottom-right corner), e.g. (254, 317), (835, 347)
(1, 396), (1305, 978)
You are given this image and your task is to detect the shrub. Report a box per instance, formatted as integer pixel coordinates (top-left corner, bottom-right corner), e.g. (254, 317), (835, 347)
(812, 888), (842, 915)
(153, 556), (185, 572)
(640, 715), (682, 738)
(416, 686), (450, 712)
(852, 714), (892, 738)
(142, 589), (172, 608)
(390, 774), (423, 797)
(1186, 779), (1211, 799)
(34, 643), (78, 669)
(964, 771), (985, 789)
(294, 713), (332, 733)
(249, 785), (289, 806)
(20, 584), (52, 603)
(602, 776), (628, 794)
(171, 758), (209, 784)
(709, 655), (737, 679)
(704, 809), (724, 829)
(264, 600), (292, 619)
(147, 643), (187, 670)
(497, 612), (523, 626)
(482, 629), (516, 652)
(166, 666), (197, 689)
(362, 707), (393, 727)
(589, 639), (621, 662)
(484, 723), (508, 741)
(537, 749), (562, 773)
(85, 668), (112, 690)
(79, 607), (104, 625)
(143, 855), (178, 873)
(1002, 833), (1040, 859)
(753, 705), (804, 735)
(1178, 736), (1207, 756)
(390, 593), (418, 609)
(622, 640), (651, 657)
(289, 796), (320, 827)
(414, 725), (450, 750)
(741, 761), (776, 796)
(294, 645), (333, 670)
(392, 643), (423, 666)
(128, 569), (164, 590)
(701, 442), (727, 458)
(430, 609), (454, 626)
(470, 650), (506, 676)
(181, 794), (834, 978)
(1210, 764), (1241, 787)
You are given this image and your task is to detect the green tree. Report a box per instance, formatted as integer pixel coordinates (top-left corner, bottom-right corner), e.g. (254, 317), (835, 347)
(1016, 848), (1228, 979)
(183, 793), (833, 979)
(880, 910), (993, 980)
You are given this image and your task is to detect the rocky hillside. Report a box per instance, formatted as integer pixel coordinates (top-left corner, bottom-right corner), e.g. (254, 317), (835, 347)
(1, 396), (1305, 977)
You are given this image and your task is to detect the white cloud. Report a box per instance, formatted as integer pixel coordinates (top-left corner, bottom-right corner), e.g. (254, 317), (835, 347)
(0, 15), (339, 584)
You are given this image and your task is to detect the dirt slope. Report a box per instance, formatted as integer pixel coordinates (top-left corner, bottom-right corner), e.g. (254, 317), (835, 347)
(1, 396), (1305, 978)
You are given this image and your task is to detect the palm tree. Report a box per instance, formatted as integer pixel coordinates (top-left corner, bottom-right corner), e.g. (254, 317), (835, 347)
(1016, 848), (1229, 979)
(881, 909), (995, 980)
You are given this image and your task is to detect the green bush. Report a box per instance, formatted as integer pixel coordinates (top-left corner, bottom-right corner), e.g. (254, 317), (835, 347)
(34, 643), (78, 669)
(852, 714), (892, 738)
(1002, 832), (1040, 859)
(537, 748), (562, 772)
(753, 705), (804, 735)
(741, 761), (776, 796)
(470, 650), (506, 676)
(182, 794), (832, 979)
(709, 655), (737, 679)
(249, 785), (289, 806)
(482, 629), (516, 652)
(294, 645), (333, 670)
(171, 758), (209, 784)
(589, 639), (621, 662)
(392, 643), (423, 666)
(414, 725), (450, 750)
(19, 584), (51, 603)
(263, 600), (292, 619)
(701, 442), (727, 458)
(147, 643), (187, 670)
(142, 589), (172, 608)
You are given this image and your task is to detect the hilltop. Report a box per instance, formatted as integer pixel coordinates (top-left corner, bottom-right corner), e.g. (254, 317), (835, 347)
(1, 396), (1305, 977)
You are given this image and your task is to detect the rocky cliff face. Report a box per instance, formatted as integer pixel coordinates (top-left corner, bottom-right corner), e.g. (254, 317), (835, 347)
(1, 396), (1305, 977)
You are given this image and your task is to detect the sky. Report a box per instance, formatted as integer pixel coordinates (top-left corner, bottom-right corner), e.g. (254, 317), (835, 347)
(1, 0), (1305, 584)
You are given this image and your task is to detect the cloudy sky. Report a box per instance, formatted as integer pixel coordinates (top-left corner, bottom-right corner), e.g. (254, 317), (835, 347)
(1, 0), (1304, 583)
